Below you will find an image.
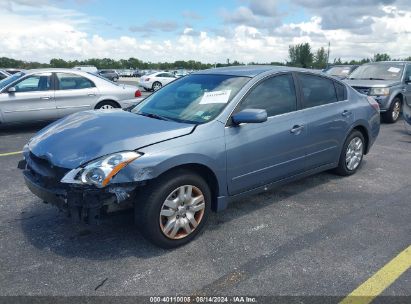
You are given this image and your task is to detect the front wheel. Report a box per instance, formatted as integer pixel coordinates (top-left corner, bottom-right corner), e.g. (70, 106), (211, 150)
(335, 130), (365, 176)
(95, 101), (120, 110)
(135, 170), (211, 248)
(382, 98), (402, 123)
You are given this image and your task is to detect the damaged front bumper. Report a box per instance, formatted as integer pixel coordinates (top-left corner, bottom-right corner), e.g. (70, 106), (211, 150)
(19, 158), (141, 224)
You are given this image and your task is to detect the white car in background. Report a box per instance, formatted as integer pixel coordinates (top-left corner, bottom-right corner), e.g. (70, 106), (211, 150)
(139, 72), (177, 91)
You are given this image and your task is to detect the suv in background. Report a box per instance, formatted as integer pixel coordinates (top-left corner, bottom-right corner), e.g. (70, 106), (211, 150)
(98, 70), (119, 82)
(324, 65), (358, 79)
(345, 61), (411, 123)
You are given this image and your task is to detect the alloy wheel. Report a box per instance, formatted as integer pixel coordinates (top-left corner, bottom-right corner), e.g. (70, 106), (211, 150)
(345, 137), (363, 171)
(159, 185), (205, 240)
(100, 104), (114, 109)
(392, 101), (401, 121)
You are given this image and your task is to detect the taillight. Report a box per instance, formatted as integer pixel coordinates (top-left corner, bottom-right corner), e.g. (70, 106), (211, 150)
(135, 90), (142, 98)
(367, 96), (380, 112)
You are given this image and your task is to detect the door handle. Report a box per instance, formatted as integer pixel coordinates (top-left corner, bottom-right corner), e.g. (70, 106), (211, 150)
(290, 125), (304, 134)
(40, 96), (51, 100)
(342, 110), (352, 117)
(88, 93), (96, 97)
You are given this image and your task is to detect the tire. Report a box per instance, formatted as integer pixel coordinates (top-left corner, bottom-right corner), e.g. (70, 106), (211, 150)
(382, 97), (402, 123)
(152, 81), (162, 91)
(143, 87), (150, 92)
(135, 170), (211, 248)
(95, 101), (120, 110)
(335, 130), (365, 176)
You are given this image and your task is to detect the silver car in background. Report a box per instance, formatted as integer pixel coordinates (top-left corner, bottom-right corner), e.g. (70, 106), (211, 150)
(0, 68), (142, 124)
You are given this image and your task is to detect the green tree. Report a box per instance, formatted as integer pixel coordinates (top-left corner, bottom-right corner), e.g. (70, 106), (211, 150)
(314, 47), (327, 69)
(373, 53), (391, 62)
(288, 43), (313, 68)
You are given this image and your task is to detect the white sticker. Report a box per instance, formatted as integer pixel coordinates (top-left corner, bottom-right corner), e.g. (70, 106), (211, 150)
(341, 69), (350, 74)
(199, 90), (231, 104)
(388, 67), (400, 73)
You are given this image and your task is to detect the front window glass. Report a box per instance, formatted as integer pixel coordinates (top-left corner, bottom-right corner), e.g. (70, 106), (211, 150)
(0, 72), (25, 90)
(349, 63), (404, 81)
(132, 74), (250, 124)
(237, 74), (297, 117)
(14, 73), (52, 92)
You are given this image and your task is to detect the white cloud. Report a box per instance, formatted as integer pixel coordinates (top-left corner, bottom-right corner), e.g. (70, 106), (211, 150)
(0, 1), (410, 64)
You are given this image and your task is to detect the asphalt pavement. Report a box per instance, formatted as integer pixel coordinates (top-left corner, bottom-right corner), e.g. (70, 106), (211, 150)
(0, 117), (410, 299)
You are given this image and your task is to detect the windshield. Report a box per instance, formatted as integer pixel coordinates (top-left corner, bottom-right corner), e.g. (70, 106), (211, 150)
(132, 74), (250, 124)
(349, 63), (404, 81)
(0, 72), (25, 90)
(325, 66), (353, 77)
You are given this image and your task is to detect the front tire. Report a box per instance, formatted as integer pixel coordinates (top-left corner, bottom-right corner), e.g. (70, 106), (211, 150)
(382, 97), (401, 123)
(335, 130), (365, 176)
(135, 170), (211, 248)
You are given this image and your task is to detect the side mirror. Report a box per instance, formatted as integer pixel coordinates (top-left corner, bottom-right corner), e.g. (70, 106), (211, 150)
(232, 109), (267, 125)
(7, 87), (16, 93)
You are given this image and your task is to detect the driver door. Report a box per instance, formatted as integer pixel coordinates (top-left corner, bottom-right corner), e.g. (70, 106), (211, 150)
(1, 73), (58, 123)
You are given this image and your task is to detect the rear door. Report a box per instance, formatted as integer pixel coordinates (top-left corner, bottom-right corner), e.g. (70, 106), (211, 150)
(295, 72), (354, 169)
(54, 72), (99, 117)
(225, 73), (309, 195)
(0, 72), (57, 123)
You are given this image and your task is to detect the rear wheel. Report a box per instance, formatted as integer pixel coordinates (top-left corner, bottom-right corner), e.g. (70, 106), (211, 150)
(152, 81), (162, 91)
(135, 170), (211, 248)
(335, 130), (365, 176)
(382, 97), (401, 123)
(95, 101), (119, 110)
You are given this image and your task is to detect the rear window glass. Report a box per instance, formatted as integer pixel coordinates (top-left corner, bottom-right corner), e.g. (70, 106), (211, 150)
(298, 73), (337, 108)
(334, 81), (347, 101)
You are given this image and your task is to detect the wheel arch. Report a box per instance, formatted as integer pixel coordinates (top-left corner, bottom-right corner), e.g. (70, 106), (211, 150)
(152, 163), (220, 212)
(352, 124), (370, 155)
(94, 99), (121, 109)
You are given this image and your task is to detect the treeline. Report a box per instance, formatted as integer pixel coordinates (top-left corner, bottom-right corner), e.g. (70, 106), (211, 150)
(1, 42), (410, 70)
(286, 43), (411, 69)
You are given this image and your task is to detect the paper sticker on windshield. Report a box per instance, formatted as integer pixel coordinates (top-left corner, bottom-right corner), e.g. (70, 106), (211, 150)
(388, 67), (400, 73)
(341, 69), (350, 74)
(200, 90), (231, 104)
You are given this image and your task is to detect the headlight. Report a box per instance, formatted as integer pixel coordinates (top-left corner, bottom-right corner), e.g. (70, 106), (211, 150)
(61, 151), (142, 188)
(369, 87), (389, 96)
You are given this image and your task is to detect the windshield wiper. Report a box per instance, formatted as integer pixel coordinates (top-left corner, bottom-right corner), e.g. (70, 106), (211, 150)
(366, 78), (386, 80)
(136, 111), (173, 121)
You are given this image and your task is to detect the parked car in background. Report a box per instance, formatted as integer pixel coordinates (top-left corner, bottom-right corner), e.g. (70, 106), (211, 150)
(0, 69), (10, 81)
(174, 69), (189, 78)
(344, 61), (411, 123)
(132, 70), (144, 77)
(324, 65), (359, 79)
(0, 68), (142, 124)
(19, 66), (380, 248)
(139, 71), (177, 91)
(73, 65), (98, 74)
(98, 70), (119, 82)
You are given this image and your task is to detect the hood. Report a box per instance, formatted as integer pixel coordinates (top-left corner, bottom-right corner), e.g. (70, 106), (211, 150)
(344, 79), (400, 88)
(28, 110), (194, 169)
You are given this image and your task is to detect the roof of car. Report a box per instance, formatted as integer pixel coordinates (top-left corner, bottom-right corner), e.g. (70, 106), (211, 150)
(364, 61), (411, 64)
(195, 65), (317, 77)
(25, 68), (94, 75)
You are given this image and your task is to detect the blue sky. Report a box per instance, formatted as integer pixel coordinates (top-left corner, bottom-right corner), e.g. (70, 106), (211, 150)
(0, 0), (409, 63)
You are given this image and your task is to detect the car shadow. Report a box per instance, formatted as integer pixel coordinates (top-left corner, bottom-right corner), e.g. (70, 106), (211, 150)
(0, 122), (50, 135)
(19, 171), (340, 260)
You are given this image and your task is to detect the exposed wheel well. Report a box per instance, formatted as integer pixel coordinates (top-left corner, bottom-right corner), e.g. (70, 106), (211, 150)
(353, 125), (369, 154)
(95, 100), (121, 109)
(156, 164), (220, 212)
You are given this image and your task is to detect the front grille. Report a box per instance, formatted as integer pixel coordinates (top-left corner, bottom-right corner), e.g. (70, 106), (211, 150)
(27, 152), (70, 188)
(352, 86), (370, 95)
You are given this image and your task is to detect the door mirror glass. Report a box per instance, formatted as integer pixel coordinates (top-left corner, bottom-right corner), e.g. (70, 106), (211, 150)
(232, 109), (267, 125)
(7, 87), (16, 93)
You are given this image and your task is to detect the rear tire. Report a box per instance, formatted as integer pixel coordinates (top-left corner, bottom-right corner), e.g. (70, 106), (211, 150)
(95, 101), (120, 110)
(152, 81), (162, 91)
(135, 170), (211, 249)
(335, 130), (365, 176)
(382, 97), (401, 123)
